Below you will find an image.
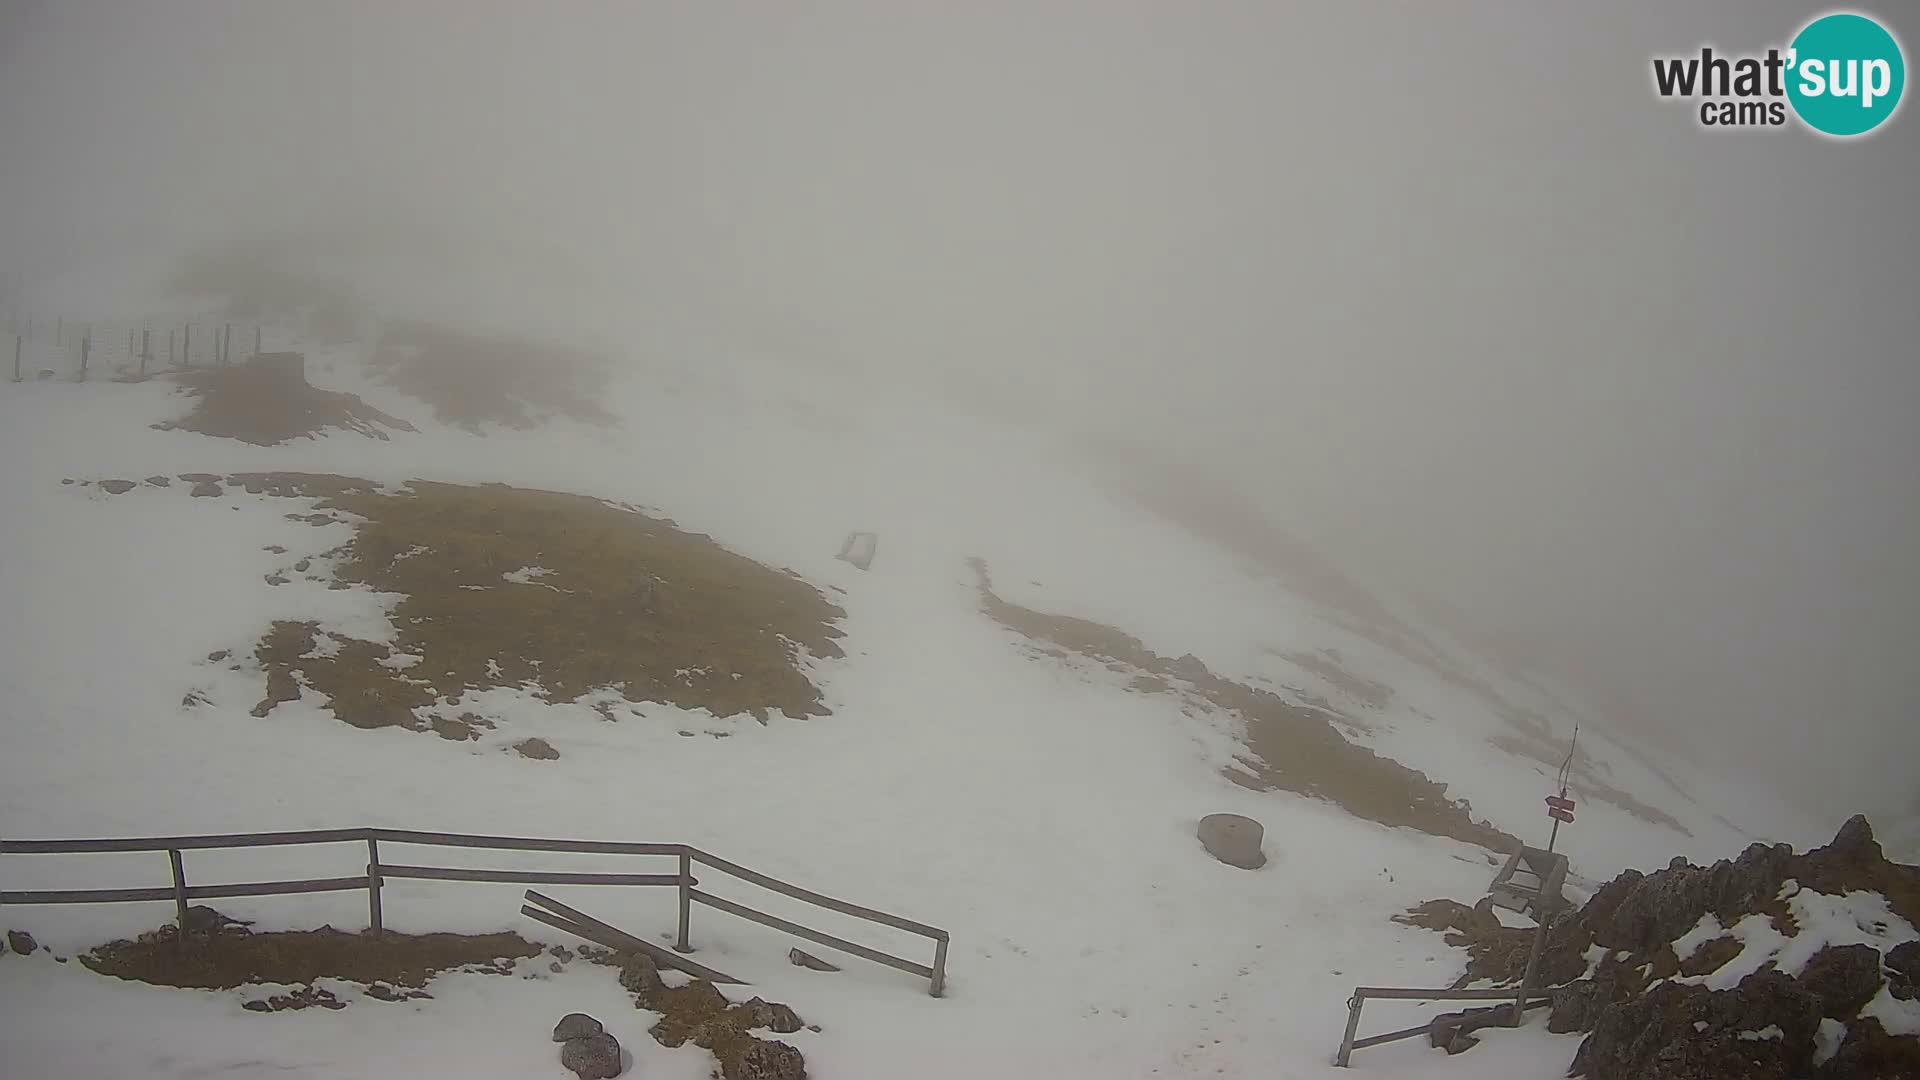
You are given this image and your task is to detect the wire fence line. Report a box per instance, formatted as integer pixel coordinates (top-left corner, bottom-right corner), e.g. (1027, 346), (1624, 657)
(6, 315), (291, 383)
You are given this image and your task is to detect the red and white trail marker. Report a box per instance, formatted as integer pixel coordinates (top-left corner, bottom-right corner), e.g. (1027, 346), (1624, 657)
(1548, 807), (1575, 823)
(1545, 795), (1576, 812)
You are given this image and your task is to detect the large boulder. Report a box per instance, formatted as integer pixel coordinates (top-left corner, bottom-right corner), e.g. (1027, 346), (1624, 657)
(560, 1031), (623, 1079)
(554, 1013), (605, 1042)
(1196, 813), (1266, 870)
(1887, 939), (1920, 1001)
(1799, 944), (1885, 1019)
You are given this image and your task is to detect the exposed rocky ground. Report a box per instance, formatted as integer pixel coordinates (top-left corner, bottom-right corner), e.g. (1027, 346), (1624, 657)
(611, 951), (810, 1080)
(154, 352), (416, 445)
(970, 558), (1519, 853)
(1396, 815), (1920, 1078)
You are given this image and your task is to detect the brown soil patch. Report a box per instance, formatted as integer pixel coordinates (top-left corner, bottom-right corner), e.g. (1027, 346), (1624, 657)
(81, 916), (540, 1000)
(209, 473), (843, 733)
(969, 558), (1518, 853)
(154, 353), (415, 446)
(371, 321), (614, 431)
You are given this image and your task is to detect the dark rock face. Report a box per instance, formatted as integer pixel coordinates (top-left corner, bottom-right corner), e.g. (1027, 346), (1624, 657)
(739, 997), (804, 1034)
(554, 1012), (605, 1042)
(1799, 944), (1885, 1019)
(1573, 970), (1821, 1080)
(1817, 1016), (1920, 1080)
(6, 930), (37, 955)
(559, 1031), (623, 1079)
(1887, 939), (1919, 1000)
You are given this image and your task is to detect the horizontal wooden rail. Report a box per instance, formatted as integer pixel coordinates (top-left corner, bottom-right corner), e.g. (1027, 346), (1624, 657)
(370, 830), (683, 857)
(1334, 986), (1556, 1066)
(522, 890), (744, 985)
(380, 863), (685, 888)
(0, 828), (370, 854)
(2, 876), (371, 905)
(688, 887), (933, 980)
(689, 848), (947, 941)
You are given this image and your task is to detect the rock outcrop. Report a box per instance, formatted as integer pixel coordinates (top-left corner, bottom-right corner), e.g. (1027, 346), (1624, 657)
(1397, 815), (1920, 1079)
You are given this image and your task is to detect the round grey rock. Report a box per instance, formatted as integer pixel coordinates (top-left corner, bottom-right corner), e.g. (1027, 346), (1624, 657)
(553, 1012), (604, 1042)
(1197, 813), (1267, 869)
(560, 1031), (623, 1079)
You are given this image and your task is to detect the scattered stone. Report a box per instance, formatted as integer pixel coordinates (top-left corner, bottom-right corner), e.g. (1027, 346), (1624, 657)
(61, 478), (74, 485)
(1800, 944), (1885, 1019)
(560, 1032), (624, 1079)
(554, 1012), (605, 1042)
(429, 714), (481, 742)
(1196, 813), (1266, 870)
(207, 650), (230, 662)
(145, 476), (172, 487)
(264, 573), (289, 586)
(513, 737), (560, 760)
(550, 946), (575, 964)
(788, 948), (840, 972)
(190, 481), (222, 497)
(7, 930), (37, 955)
(242, 999), (272, 1012)
(264, 545), (287, 554)
(294, 558), (311, 573)
(98, 479), (137, 494)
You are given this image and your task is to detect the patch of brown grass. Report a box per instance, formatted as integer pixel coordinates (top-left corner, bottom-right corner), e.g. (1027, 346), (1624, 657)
(968, 558), (1518, 853)
(81, 919), (539, 993)
(155, 353), (415, 446)
(371, 321), (614, 431)
(217, 473), (844, 733)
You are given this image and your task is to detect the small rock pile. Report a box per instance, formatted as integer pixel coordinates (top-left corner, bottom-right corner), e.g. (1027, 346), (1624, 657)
(616, 953), (808, 1079)
(1396, 815), (1920, 1079)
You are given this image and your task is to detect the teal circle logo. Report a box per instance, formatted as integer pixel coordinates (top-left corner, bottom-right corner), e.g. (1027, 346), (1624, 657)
(1787, 12), (1906, 137)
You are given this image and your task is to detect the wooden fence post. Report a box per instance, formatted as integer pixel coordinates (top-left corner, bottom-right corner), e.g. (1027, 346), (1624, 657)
(930, 936), (949, 997)
(222, 323), (231, 365)
(141, 329), (150, 374)
(183, 325), (190, 368)
(366, 836), (384, 935)
(255, 325), (262, 355)
(1334, 990), (1365, 1067)
(79, 333), (90, 379)
(676, 848), (693, 952)
(168, 849), (190, 946)
(168, 329), (176, 367)
(12, 335), (19, 382)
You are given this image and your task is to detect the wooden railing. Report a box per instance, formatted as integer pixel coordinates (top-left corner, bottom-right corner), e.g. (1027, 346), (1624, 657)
(1333, 985), (1554, 1066)
(0, 827), (949, 996)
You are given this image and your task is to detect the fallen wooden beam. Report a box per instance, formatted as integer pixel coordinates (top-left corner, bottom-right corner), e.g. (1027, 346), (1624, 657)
(521, 890), (745, 985)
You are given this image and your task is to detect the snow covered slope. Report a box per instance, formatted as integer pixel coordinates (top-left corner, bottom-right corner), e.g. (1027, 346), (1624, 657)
(0, 318), (1828, 1079)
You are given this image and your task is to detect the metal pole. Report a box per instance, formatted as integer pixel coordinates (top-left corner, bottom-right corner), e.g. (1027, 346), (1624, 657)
(675, 849), (692, 952)
(80, 333), (89, 379)
(1513, 903), (1553, 1027)
(222, 323), (231, 364)
(168, 849), (190, 946)
(1335, 990), (1365, 1067)
(366, 837), (384, 934)
(255, 325), (262, 355)
(183, 325), (190, 367)
(141, 329), (150, 374)
(169, 329), (176, 367)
